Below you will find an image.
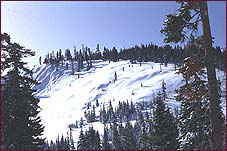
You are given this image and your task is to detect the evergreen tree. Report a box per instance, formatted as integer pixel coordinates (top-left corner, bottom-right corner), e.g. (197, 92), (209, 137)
(102, 126), (111, 150)
(39, 56), (42, 65)
(80, 127), (101, 150)
(159, 63), (162, 72)
(111, 123), (122, 149)
(65, 48), (72, 60)
(95, 44), (102, 60)
(178, 96), (210, 149)
(60, 135), (65, 149)
(59, 49), (63, 66)
(100, 105), (107, 123)
(66, 62), (68, 70)
(161, 2), (225, 149)
(1, 33), (45, 149)
(87, 48), (93, 68)
(71, 59), (74, 75)
(94, 131), (102, 149)
(79, 117), (84, 128)
(96, 99), (99, 107)
(68, 126), (75, 149)
(114, 71), (117, 82)
(133, 120), (143, 148)
(121, 121), (137, 149)
(112, 47), (118, 62)
(151, 94), (179, 150)
(91, 105), (96, 122)
(73, 46), (77, 61)
(176, 56), (213, 149)
(77, 129), (87, 150)
(56, 135), (61, 149)
(77, 50), (84, 71)
(139, 128), (153, 149)
(47, 135), (71, 150)
(107, 101), (115, 122)
(161, 80), (167, 100)
(48, 140), (54, 149)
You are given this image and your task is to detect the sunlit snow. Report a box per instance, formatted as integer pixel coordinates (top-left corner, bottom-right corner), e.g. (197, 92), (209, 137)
(32, 60), (226, 142)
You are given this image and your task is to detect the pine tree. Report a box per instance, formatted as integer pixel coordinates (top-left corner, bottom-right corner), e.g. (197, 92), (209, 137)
(77, 129), (87, 150)
(94, 131), (101, 149)
(77, 50), (84, 71)
(96, 99), (99, 107)
(114, 71), (117, 82)
(59, 49), (63, 66)
(134, 120), (143, 148)
(88, 48), (93, 68)
(161, 2), (225, 148)
(121, 121), (137, 149)
(60, 135), (65, 149)
(161, 80), (167, 100)
(49, 134), (71, 150)
(151, 93), (179, 150)
(100, 105), (107, 123)
(108, 101), (115, 122)
(176, 56), (212, 149)
(81, 127), (101, 150)
(39, 56), (42, 65)
(111, 123), (122, 149)
(102, 126), (111, 150)
(178, 96), (210, 149)
(112, 47), (118, 62)
(71, 59), (74, 75)
(139, 128), (153, 150)
(68, 126), (75, 149)
(79, 117), (84, 128)
(1, 33), (45, 149)
(91, 105), (96, 122)
(64, 137), (71, 149)
(65, 49), (72, 60)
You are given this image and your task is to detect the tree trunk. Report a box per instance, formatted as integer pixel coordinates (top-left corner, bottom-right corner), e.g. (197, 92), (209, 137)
(200, 2), (225, 149)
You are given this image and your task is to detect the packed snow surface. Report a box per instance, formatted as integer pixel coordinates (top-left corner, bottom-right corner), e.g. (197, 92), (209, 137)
(32, 60), (226, 142)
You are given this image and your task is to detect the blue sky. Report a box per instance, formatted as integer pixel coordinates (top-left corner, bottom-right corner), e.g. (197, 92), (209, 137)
(1, 1), (226, 65)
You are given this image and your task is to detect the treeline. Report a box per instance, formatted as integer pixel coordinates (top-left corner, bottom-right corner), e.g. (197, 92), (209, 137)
(99, 100), (137, 124)
(69, 99), (141, 128)
(82, 81), (170, 126)
(44, 135), (73, 150)
(69, 79), (212, 150)
(82, 96), (154, 125)
(41, 42), (225, 71)
(77, 90), (179, 150)
(120, 41), (225, 71)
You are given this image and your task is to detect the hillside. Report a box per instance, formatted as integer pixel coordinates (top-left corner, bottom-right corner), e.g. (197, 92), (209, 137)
(32, 60), (226, 142)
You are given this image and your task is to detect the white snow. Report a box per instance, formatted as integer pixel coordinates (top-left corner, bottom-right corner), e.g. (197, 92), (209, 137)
(32, 60), (226, 142)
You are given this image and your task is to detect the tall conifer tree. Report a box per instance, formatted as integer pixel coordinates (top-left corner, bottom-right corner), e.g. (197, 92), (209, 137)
(1, 33), (45, 149)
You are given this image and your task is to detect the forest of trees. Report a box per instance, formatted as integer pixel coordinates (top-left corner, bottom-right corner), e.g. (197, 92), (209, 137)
(41, 42), (225, 74)
(51, 79), (213, 150)
(41, 76), (221, 150)
(47, 81), (175, 150)
(41, 1), (225, 150)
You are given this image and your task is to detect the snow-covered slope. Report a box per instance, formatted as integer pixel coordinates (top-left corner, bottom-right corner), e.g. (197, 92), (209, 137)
(32, 60), (226, 142)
